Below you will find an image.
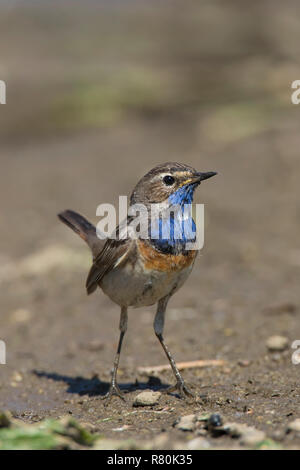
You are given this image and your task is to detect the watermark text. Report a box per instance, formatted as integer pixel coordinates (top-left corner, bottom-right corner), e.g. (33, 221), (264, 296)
(0, 80), (6, 104)
(0, 340), (6, 364)
(95, 197), (205, 250)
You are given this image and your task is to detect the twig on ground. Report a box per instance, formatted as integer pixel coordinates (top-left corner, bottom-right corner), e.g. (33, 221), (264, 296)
(137, 359), (226, 375)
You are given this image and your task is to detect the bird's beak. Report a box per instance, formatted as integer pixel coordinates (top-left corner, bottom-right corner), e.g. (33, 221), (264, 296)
(180, 171), (217, 187)
(193, 171), (218, 183)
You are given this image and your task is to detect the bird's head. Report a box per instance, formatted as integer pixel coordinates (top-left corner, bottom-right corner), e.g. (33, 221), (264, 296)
(130, 162), (217, 206)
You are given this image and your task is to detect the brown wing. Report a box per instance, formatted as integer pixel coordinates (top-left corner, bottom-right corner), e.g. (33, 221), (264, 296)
(86, 236), (132, 295)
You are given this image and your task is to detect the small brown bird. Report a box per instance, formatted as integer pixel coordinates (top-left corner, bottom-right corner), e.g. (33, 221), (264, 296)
(58, 162), (217, 400)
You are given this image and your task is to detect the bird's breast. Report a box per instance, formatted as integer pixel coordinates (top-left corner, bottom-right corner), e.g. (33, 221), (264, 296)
(137, 239), (197, 272)
(100, 239), (197, 307)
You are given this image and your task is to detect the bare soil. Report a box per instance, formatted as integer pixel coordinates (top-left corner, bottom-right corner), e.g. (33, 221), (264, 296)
(1, 117), (300, 449)
(1, 0), (300, 450)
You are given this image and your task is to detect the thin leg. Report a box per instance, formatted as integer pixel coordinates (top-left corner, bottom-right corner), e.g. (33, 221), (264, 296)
(102, 306), (128, 402)
(154, 297), (194, 399)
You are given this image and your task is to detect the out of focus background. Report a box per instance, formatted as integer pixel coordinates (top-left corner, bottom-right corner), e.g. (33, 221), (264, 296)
(0, 0), (300, 449)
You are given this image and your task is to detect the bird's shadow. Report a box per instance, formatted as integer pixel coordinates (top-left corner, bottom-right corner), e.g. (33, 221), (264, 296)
(33, 370), (170, 397)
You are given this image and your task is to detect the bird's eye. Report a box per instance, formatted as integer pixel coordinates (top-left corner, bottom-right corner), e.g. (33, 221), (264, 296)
(163, 175), (175, 186)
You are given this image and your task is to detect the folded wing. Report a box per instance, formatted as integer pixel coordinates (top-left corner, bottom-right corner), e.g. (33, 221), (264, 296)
(86, 237), (132, 295)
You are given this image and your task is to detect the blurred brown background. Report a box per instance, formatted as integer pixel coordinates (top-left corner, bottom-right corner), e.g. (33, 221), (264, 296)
(0, 0), (300, 446)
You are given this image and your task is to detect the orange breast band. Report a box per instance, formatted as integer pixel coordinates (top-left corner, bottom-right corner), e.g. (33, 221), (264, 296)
(137, 239), (197, 272)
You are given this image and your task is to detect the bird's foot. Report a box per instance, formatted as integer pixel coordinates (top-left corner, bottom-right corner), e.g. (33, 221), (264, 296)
(164, 379), (194, 399)
(101, 382), (126, 403)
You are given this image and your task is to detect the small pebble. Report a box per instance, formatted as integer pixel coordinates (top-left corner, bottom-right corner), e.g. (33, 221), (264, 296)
(238, 360), (251, 367)
(12, 372), (23, 383)
(240, 429), (266, 446)
(224, 422), (266, 446)
(133, 391), (161, 407)
(10, 308), (32, 324)
(208, 413), (223, 428)
(271, 430), (285, 442)
(224, 422), (253, 438)
(271, 353), (281, 362)
(266, 335), (288, 352)
(287, 418), (300, 433)
(174, 414), (196, 432)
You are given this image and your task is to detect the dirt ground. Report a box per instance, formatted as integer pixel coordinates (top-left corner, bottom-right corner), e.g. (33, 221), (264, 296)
(1, 0), (300, 450)
(1, 118), (300, 449)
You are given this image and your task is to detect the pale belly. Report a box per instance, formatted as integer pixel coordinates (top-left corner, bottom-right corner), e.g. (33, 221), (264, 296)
(100, 255), (194, 307)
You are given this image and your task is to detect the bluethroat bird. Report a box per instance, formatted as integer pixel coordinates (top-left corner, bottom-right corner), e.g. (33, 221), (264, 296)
(58, 162), (217, 401)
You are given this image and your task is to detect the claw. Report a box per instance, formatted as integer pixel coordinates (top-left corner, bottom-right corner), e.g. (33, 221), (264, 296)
(164, 380), (194, 399)
(101, 383), (126, 403)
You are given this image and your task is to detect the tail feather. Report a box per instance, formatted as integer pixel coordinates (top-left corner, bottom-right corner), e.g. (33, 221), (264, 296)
(57, 209), (105, 258)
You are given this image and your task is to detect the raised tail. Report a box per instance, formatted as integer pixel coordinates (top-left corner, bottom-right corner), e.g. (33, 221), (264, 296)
(57, 209), (105, 258)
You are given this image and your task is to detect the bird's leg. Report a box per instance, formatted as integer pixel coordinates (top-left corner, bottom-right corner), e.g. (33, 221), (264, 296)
(102, 306), (127, 402)
(154, 297), (194, 399)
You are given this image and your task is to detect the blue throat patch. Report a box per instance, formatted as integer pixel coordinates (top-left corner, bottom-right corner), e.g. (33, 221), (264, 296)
(168, 183), (196, 206)
(150, 183), (197, 253)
